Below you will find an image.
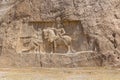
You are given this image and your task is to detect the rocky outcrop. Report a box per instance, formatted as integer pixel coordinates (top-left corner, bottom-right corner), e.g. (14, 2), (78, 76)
(0, 0), (120, 67)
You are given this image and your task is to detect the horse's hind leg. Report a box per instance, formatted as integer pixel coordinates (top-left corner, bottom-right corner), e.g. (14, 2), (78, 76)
(67, 46), (71, 54)
(70, 47), (76, 53)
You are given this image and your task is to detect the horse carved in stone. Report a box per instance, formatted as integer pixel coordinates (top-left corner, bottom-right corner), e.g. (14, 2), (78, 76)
(43, 28), (74, 53)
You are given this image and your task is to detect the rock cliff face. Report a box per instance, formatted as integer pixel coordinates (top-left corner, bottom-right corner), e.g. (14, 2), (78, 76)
(0, 0), (120, 67)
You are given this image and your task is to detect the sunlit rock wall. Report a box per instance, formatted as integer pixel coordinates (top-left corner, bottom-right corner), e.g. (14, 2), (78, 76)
(0, 0), (119, 67)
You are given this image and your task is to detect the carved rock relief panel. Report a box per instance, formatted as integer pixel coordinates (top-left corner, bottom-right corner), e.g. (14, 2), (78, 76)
(17, 20), (95, 54)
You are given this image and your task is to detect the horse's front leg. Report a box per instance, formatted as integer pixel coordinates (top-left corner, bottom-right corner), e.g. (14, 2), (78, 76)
(53, 41), (57, 53)
(51, 41), (56, 54)
(50, 42), (53, 54)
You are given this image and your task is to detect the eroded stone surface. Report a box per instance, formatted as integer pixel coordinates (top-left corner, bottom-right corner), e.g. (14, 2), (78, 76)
(0, 0), (120, 67)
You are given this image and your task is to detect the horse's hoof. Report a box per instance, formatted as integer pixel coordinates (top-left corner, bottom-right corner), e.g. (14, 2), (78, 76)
(50, 52), (54, 54)
(66, 52), (72, 54)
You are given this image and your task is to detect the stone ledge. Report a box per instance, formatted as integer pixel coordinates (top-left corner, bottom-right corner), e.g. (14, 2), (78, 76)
(10, 51), (103, 68)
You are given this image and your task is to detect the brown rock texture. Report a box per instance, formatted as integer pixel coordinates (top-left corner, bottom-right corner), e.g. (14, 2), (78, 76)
(0, 0), (120, 67)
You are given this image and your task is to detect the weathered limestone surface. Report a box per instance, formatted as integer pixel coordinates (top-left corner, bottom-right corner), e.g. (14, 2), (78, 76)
(0, 0), (120, 67)
(0, 51), (103, 67)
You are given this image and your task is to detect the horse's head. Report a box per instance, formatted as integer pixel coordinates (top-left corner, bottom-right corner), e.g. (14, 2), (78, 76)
(43, 28), (57, 42)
